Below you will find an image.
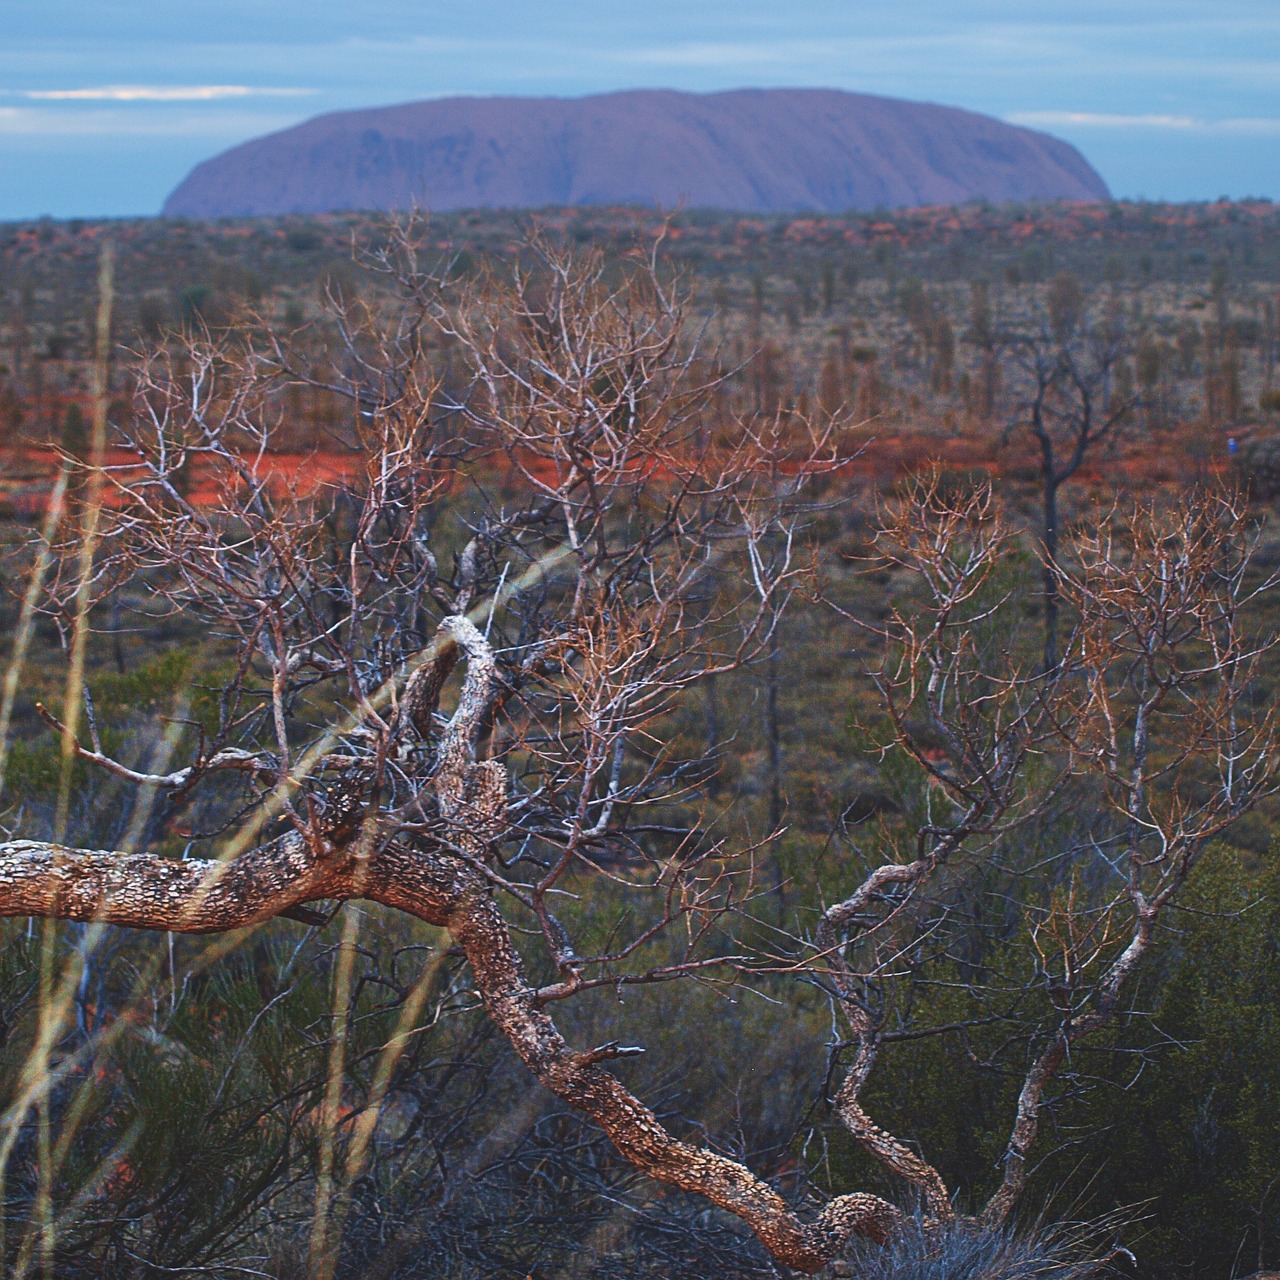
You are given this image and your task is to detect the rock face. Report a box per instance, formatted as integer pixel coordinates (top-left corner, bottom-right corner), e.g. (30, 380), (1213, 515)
(163, 88), (1110, 217)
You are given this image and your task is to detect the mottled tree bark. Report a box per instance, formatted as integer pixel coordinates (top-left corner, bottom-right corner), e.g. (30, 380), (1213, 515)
(0, 617), (901, 1274)
(0, 831), (903, 1272)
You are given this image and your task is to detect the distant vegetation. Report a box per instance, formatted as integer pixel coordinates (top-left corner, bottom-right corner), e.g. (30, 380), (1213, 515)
(2, 199), (1278, 464)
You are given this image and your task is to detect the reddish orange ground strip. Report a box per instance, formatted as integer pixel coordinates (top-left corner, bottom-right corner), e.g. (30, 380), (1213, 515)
(0, 427), (1225, 517)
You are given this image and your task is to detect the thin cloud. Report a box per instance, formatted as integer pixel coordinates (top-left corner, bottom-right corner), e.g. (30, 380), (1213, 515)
(1009, 110), (1280, 133)
(23, 84), (313, 102)
(1218, 116), (1280, 133)
(1010, 110), (1197, 128)
(0, 106), (307, 137)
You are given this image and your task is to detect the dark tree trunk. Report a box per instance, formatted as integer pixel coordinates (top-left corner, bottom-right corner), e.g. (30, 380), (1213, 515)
(1042, 473), (1060, 674)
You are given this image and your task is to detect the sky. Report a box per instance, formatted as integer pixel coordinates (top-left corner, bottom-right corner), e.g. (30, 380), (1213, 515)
(2, 0), (1278, 220)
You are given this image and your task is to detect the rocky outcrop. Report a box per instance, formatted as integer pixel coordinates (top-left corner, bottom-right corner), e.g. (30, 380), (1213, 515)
(163, 88), (1109, 217)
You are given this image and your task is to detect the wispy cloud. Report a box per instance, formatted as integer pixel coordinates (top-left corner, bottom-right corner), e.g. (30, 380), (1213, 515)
(1010, 111), (1197, 128)
(0, 106), (306, 137)
(1009, 109), (1280, 133)
(21, 84), (313, 102)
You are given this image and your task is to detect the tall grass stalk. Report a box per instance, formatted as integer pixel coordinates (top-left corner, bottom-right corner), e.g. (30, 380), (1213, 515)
(12, 692), (193, 1274)
(308, 902), (364, 1279)
(29, 243), (113, 1280)
(0, 321), (575, 1269)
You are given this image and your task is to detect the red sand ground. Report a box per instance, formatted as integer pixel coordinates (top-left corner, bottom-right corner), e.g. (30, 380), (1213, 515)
(0, 422), (1224, 521)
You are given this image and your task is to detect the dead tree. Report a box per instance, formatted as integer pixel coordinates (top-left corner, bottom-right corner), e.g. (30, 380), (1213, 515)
(984, 489), (1280, 1224)
(812, 477), (1278, 1233)
(6, 225), (1274, 1273)
(814, 478), (1067, 1223)
(3, 232), (901, 1275)
(1004, 275), (1138, 672)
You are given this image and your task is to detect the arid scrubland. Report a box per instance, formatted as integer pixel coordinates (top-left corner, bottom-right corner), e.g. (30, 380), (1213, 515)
(0, 203), (1275, 1279)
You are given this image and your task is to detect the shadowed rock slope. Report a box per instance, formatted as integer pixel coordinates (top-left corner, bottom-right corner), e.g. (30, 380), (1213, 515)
(163, 88), (1110, 217)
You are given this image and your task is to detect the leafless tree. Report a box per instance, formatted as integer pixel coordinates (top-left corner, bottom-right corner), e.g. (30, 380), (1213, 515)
(1, 230), (897, 1277)
(4, 227), (1275, 1276)
(807, 476), (1279, 1239)
(810, 478), (1066, 1228)
(1003, 275), (1139, 672)
(983, 488), (1279, 1224)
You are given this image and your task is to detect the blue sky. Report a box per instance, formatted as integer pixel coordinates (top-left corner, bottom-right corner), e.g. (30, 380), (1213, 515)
(2, 1), (1278, 219)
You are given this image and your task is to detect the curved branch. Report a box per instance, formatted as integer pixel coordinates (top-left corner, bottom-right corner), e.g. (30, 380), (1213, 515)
(814, 861), (957, 1223)
(446, 884), (904, 1272)
(0, 828), (900, 1273)
(399, 634), (459, 741)
(434, 614), (498, 782)
(981, 906), (1156, 1228)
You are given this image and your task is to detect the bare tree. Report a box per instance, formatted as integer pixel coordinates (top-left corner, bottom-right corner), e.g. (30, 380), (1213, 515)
(5, 227), (1275, 1275)
(983, 489), (1280, 1224)
(2, 231), (901, 1276)
(811, 478), (1067, 1225)
(1004, 275), (1139, 672)
(808, 476), (1278, 1236)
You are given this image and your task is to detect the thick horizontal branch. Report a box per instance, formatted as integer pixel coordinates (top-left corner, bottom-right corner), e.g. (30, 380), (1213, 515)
(0, 829), (901, 1271)
(0, 837), (320, 932)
